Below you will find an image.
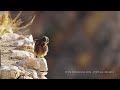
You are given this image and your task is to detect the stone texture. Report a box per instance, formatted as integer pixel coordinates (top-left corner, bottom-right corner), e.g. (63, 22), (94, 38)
(0, 65), (41, 79)
(37, 71), (48, 76)
(19, 75), (33, 79)
(0, 33), (23, 41)
(12, 40), (25, 47)
(16, 58), (48, 72)
(39, 75), (47, 79)
(25, 69), (38, 79)
(0, 65), (20, 79)
(0, 32), (48, 79)
(10, 50), (35, 60)
(11, 34), (34, 50)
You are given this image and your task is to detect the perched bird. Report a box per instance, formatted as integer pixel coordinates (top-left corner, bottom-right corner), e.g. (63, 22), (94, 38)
(34, 36), (49, 58)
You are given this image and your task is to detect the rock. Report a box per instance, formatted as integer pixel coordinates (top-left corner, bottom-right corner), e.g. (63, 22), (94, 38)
(0, 32), (48, 79)
(25, 35), (34, 43)
(38, 71), (48, 76)
(19, 75), (33, 79)
(18, 66), (25, 71)
(39, 75), (47, 79)
(18, 59), (39, 70)
(0, 33), (23, 41)
(12, 40), (25, 47)
(6, 65), (39, 79)
(17, 66), (27, 76)
(11, 34), (35, 50)
(25, 69), (38, 79)
(37, 58), (48, 71)
(10, 50), (35, 60)
(37, 71), (48, 79)
(0, 65), (20, 79)
(16, 58), (48, 72)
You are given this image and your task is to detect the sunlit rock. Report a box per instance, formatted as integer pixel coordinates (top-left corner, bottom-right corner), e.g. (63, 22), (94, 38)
(0, 65), (20, 79)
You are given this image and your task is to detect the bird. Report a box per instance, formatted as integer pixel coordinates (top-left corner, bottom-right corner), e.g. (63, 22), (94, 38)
(34, 36), (49, 58)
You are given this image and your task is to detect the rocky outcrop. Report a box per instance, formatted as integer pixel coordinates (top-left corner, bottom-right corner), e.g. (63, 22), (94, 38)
(0, 33), (48, 79)
(0, 65), (20, 79)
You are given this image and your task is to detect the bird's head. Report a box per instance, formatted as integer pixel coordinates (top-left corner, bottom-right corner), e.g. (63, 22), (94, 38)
(41, 36), (49, 44)
(34, 36), (49, 44)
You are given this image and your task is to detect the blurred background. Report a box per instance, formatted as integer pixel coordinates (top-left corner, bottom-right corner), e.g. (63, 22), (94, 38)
(11, 11), (120, 79)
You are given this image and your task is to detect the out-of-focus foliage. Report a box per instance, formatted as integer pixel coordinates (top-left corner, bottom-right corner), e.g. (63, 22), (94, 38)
(11, 11), (120, 79)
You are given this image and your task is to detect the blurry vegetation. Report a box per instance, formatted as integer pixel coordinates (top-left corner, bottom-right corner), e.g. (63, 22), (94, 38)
(84, 11), (110, 39)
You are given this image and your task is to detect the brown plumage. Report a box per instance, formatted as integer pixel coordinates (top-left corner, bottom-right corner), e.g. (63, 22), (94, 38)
(34, 36), (49, 58)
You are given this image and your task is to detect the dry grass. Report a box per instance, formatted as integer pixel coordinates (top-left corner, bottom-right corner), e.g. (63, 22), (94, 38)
(0, 11), (36, 34)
